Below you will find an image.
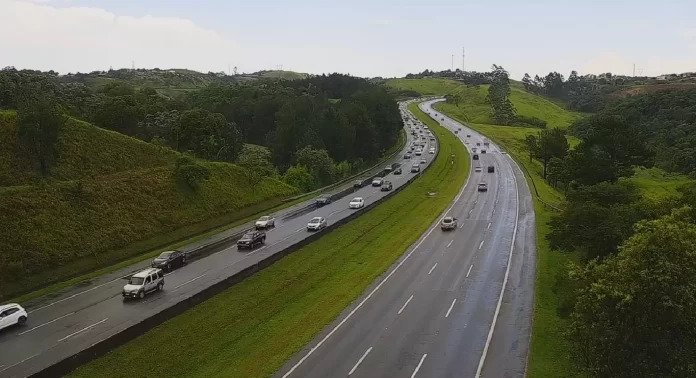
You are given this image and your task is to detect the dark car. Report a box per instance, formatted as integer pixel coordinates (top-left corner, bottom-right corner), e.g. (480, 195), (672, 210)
(455, 130), (459, 134)
(316, 196), (332, 207)
(151, 250), (187, 271)
(481, 149), (487, 153)
(394, 167), (402, 175)
(381, 181), (393, 191)
(237, 230), (266, 249)
(404, 153), (411, 159)
(353, 180), (363, 189)
(488, 166), (495, 173)
(473, 154), (479, 160)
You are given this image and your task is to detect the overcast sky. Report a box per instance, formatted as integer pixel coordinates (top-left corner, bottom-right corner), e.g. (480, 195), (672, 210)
(2, 0), (695, 80)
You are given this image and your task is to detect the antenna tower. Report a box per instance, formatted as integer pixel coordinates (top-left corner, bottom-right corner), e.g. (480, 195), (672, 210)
(462, 47), (466, 72)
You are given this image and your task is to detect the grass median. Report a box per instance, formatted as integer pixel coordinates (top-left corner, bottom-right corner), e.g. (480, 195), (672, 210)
(70, 102), (469, 378)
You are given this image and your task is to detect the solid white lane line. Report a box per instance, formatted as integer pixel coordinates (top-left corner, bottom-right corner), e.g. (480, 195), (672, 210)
(466, 264), (473, 278)
(447, 240), (453, 248)
(428, 263), (438, 275)
(281, 101), (473, 378)
(57, 318), (108, 342)
(348, 347), (373, 375)
(0, 354), (38, 374)
(18, 312), (75, 336)
(487, 222), (491, 230)
(445, 298), (457, 318)
(479, 240), (485, 250)
(28, 277), (123, 314)
(468, 209), (473, 215)
(398, 295), (414, 315)
(174, 273), (208, 290)
(475, 155), (521, 378)
(411, 354), (428, 378)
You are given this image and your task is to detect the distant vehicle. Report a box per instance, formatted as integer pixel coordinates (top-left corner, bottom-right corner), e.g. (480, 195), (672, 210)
(0, 304), (28, 331)
(481, 149), (487, 154)
(472, 147), (477, 153)
(458, 127), (462, 131)
(353, 180), (363, 189)
(420, 158), (427, 165)
(488, 166), (495, 173)
(381, 181), (393, 191)
(394, 167), (402, 175)
(151, 250), (187, 271)
(384, 165), (393, 173)
(441, 117), (445, 121)
(441, 216), (457, 231)
(411, 163), (421, 173)
(237, 230), (266, 249)
(476, 142), (481, 146)
(404, 153), (411, 159)
(415, 149), (422, 156)
(467, 134), (471, 137)
(424, 126), (429, 129)
(372, 177), (384, 186)
(123, 268), (164, 300)
(307, 216), (327, 231)
(473, 154), (479, 160)
(455, 130), (458, 134)
(316, 196), (332, 207)
(255, 215), (276, 229)
(349, 197), (365, 209)
(429, 147), (435, 154)
(475, 166), (482, 172)
(478, 183), (488, 192)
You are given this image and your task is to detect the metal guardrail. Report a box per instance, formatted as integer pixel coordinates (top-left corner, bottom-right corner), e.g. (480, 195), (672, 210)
(33, 102), (439, 378)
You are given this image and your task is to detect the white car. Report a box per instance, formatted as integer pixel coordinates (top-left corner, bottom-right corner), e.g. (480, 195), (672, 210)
(475, 166), (482, 172)
(415, 149), (422, 156)
(0, 303), (28, 331)
(429, 148), (435, 154)
(255, 215), (275, 229)
(307, 216), (327, 231)
(349, 197), (365, 209)
(122, 268), (164, 300)
(372, 177), (384, 186)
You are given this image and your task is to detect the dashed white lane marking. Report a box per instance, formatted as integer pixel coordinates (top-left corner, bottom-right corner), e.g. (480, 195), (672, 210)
(445, 298), (457, 318)
(173, 273), (208, 290)
(479, 240), (485, 250)
(18, 312), (75, 336)
(28, 277), (122, 314)
(57, 318), (108, 342)
(398, 295), (414, 315)
(0, 354), (38, 374)
(466, 264), (473, 278)
(348, 347), (373, 375)
(468, 209), (473, 215)
(428, 263), (438, 275)
(411, 354), (428, 378)
(447, 240), (453, 248)
(487, 222), (491, 230)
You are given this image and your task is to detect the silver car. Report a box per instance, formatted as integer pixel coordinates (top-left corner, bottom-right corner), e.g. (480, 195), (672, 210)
(307, 216), (327, 231)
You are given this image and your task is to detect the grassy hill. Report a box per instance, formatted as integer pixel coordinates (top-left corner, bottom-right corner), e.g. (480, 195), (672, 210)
(608, 82), (696, 99)
(0, 113), (298, 300)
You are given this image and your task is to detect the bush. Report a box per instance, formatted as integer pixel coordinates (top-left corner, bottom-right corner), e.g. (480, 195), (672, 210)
(517, 115), (548, 128)
(175, 156), (210, 190)
(283, 165), (314, 192)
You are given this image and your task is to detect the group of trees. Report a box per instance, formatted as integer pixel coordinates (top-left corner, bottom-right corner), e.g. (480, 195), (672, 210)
(1, 68), (403, 192)
(527, 90), (696, 376)
(486, 65), (516, 125)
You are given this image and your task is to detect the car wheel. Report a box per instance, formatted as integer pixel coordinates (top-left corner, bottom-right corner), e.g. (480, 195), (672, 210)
(138, 291), (145, 299)
(157, 282), (164, 291)
(262, 236), (266, 243)
(182, 255), (187, 265)
(17, 316), (27, 326)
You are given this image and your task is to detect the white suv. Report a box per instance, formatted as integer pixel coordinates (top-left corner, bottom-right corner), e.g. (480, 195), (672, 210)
(0, 303), (28, 331)
(123, 268), (164, 300)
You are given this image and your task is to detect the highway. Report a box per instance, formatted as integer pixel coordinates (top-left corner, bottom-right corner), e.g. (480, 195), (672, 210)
(275, 99), (537, 378)
(0, 101), (435, 378)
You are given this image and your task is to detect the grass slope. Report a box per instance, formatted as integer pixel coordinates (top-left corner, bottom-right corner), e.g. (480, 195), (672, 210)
(69, 102), (469, 378)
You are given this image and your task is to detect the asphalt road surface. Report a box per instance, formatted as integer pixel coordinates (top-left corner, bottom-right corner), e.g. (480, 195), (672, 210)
(0, 101), (435, 378)
(275, 99), (537, 378)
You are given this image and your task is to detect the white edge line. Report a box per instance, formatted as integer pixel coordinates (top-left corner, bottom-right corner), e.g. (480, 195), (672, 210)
(427, 263), (438, 275)
(398, 295), (414, 315)
(0, 354), (38, 373)
(475, 155), (521, 378)
(411, 354), (428, 378)
(57, 318), (108, 343)
(281, 99), (473, 378)
(17, 312), (75, 335)
(348, 346), (373, 375)
(445, 298), (457, 318)
(466, 264), (473, 278)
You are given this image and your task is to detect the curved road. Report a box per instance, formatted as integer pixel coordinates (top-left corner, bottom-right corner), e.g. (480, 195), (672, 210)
(275, 99), (537, 378)
(0, 101), (434, 378)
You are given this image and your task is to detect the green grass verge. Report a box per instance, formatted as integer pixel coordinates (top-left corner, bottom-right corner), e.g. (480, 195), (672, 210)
(69, 102), (469, 378)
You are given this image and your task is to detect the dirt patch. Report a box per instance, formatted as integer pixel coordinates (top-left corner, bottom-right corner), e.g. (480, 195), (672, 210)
(609, 83), (696, 98)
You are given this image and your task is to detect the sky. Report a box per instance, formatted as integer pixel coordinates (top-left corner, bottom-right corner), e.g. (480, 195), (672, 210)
(1, 0), (696, 80)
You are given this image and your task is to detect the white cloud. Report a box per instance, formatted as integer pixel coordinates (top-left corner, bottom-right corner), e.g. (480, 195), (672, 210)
(0, 0), (241, 73)
(372, 19), (396, 26)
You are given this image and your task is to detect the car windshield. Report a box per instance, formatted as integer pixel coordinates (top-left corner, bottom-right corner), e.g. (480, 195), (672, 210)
(259, 216), (269, 221)
(351, 198), (362, 202)
(129, 277), (145, 285)
(443, 217), (453, 223)
(157, 251), (172, 259)
(242, 233), (254, 239)
(310, 217), (322, 223)
(317, 197), (328, 201)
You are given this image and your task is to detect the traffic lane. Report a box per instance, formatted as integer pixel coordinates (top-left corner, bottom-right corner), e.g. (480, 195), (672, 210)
(0, 132), (436, 376)
(3, 142), (430, 340)
(479, 154), (536, 378)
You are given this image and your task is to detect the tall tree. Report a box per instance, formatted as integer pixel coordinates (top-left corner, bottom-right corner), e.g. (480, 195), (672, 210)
(17, 94), (66, 175)
(535, 127), (569, 178)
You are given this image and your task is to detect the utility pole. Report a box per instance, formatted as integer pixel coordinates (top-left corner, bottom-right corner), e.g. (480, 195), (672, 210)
(462, 47), (466, 72)
(633, 63), (635, 77)
(451, 55), (454, 71)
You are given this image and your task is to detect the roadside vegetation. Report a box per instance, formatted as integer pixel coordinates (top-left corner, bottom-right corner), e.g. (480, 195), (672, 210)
(390, 73), (696, 377)
(69, 101), (469, 378)
(0, 70), (406, 300)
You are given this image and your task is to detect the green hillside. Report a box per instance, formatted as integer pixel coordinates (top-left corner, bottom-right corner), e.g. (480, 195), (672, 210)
(0, 114), (298, 299)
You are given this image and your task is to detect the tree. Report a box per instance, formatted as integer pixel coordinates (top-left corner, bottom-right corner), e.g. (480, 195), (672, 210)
(524, 134), (538, 162)
(536, 128), (569, 178)
(17, 94), (66, 175)
(569, 207), (696, 377)
(487, 64), (516, 125)
(295, 146), (335, 186)
(522, 73), (533, 91)
(236, 144), (276, 187)
(283, 165), (315, 192)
